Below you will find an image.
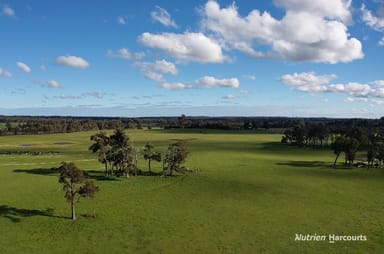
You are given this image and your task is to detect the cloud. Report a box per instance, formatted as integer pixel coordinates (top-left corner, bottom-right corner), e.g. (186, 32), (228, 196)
(343, 83), (374, 97)
(146, 74), (240, 91)
(107, 48), (145, 60)
(83, 92), (105, 99)
(374, 87), (384, 97)
(0, 67), (12, 79)
(47, 80), (63, 88)
(160, 82), (192, 90)
(280, 72), (336, 92)
(243, 74), (256, 80)
(379, 37), (384, 46)
(40, 65), (47, 72)
(138, 32), (227, 63)
(240, 89), (251, 94)
(274, 0), (352, 24)
(117, 16), (126, 25)
(2, 5), (15, 17)
(16, 62), (32, 73)
(135, 59), (178, 82)
(344, 97), (368, 103)
(196, 76), (240, 88)
(201, 0), (363, 63)
(361, 4), (384, 32)
(11, 89), (26, 95)
(371, 99), (384, 105)
(56, 55), (90, 69)
(280, 72), (384, 100)
(221, 94), (237, 100)
(144, 72), (165, 82)
(372, 80), (384, 86)
(151, 6), (178, 28)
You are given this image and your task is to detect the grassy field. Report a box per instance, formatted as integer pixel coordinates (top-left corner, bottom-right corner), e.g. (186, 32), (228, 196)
(0, 129), (383, 254)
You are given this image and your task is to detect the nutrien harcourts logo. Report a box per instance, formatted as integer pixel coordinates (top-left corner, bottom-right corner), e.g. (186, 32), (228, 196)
(295, 234), (367, 243)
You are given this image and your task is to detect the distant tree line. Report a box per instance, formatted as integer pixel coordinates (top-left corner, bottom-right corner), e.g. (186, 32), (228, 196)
(1, 115), (384, 135)
(0, 116), (142, 135)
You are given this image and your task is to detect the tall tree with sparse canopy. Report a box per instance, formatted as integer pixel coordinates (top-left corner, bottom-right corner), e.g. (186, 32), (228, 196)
(143, 142), (161, 173)
(109, 129), (135, 177)
(89, 132), (111, 176)
(331, 136), (346, 168)
(164, 141), (189, 176)
(58, 162), (99, 220)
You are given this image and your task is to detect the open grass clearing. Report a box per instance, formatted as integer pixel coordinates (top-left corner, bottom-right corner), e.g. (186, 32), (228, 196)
(0, 129), (383, 253)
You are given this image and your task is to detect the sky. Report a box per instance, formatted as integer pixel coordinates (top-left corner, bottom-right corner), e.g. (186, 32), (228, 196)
(1, 0), (384, 118)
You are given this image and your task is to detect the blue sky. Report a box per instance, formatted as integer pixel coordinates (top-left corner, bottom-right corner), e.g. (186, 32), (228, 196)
(1, 0), (384, 117)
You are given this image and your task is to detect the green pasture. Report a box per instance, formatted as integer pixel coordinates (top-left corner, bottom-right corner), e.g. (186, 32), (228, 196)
(0, 129), (383, 253)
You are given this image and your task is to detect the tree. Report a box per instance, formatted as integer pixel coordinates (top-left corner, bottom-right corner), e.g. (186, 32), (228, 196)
(143, 142), (161, 173)
(109, 129), (136, 177)
(331, 136), (346, 168)
(58, 162), (99, 220)
(89, 132), (111, 176)
(344, 137), (360, 166)
(331, 136), (360, 167)
(177, 114), (187, 128)
(163, 141), (189, 176)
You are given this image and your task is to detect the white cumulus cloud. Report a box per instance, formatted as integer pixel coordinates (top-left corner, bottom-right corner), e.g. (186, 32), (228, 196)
(280, 72), (384, 100)
(16, 62), (32, 73)
(47, 80), (63, 88)
(361, 4), (384, 32)
(56, 55), (90, 69)
(151, 6), (178, 28)
(280, 72), (336, 92)
(372, 80), (384, 86)
(160, 82), (192, 90)
(201, 0), (363, 63)
(107, 48), (145, 60)
(2, 5), (15, 17)
(139, 32), (226, 63)
(196, 76), (240, 88)
(136, 59), (178, 82)
(343, 83), (374, 97)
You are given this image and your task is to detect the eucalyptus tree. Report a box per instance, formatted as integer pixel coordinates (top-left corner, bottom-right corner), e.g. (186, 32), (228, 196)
(109, 129), (136, 177)
(89, 132), (111, 176)
(164, 141), (189, 176)
(143, 142), (161, 173)
(58, 162), (99, 220)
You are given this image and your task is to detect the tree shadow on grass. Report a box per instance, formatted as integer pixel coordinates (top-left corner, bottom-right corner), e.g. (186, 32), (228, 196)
(276, 160), (384, 179)
(0, 205), (66, 223)
(277, 161), (332, 169)
(277, 161), (361, 170)
(13, 168), (58, 175)
(84, 170), (119, 181)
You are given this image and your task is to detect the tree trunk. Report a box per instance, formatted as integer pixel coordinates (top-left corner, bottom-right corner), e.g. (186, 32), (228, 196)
(103, 151), (108, 176)
(148, 160), (151, 173)
(333, 152), (341, 168)
(104, 162), (108, 176)
(71, 199), (76, 221)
